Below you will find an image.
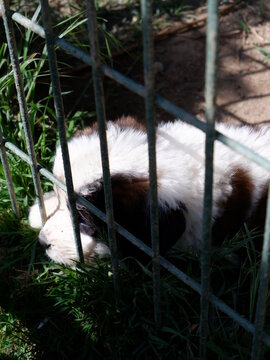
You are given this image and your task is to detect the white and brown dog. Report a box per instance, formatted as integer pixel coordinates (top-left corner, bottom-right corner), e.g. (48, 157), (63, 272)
(28, 117), (270, 266)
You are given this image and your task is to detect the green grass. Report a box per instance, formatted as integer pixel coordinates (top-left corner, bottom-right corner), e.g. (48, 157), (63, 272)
(0, 212), (270, 359)
(0, 14), (95, 216)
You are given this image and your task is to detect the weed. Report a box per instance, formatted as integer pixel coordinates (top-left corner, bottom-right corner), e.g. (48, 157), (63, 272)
(235, 14), (250, 34)
(255, 45), (270, 64)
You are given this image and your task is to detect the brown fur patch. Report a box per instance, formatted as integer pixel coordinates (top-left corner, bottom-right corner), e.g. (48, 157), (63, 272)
(115, 116), (146, 132)
(212, 167), (255, 245)
(77, 173), (186, 259)
(110, 174), (149, 207)
(74, 123), (99, 137)
(74, 116), (145, 138)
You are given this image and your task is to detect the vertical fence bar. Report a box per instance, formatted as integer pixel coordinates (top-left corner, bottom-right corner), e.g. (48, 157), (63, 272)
(141, 0), (161, 330)
(251, 184), (270, 360)
(200, 0), (219, 357)
(40, 0), (84, 263)
(0, 0), (46, 224)
(86, 0), (119, 298)
(0, 127), (20, 217)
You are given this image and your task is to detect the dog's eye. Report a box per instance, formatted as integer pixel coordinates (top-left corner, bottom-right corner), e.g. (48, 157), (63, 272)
(79, 222), (96, 236)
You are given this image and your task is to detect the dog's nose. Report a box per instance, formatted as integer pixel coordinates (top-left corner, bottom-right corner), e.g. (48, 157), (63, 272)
(39, 232), (51, 250)
(39, 237), (51, 250)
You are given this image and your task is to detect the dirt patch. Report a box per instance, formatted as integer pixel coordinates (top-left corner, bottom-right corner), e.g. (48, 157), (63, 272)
(105, 1), (270, 126)
(216, 4), (270, 126)
(58, 2), (270, 128)
(153, 4), (270, 126)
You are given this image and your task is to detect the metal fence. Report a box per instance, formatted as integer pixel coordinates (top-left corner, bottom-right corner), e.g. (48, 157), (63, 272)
(0, 0), (270, 358)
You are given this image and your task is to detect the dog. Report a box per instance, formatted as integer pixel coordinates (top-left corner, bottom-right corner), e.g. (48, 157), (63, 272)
(28, 117), (270, 266)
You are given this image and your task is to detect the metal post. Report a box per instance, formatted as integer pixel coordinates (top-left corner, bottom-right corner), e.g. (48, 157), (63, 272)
(141, 0), (161, 331)
(86, 0), (119, 298)
(251, 184), (270, 360)
(200, 0), (219, 357)
(40, 0), (84, 263)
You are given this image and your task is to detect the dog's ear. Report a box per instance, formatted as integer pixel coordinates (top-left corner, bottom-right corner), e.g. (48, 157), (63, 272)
(77, 174), (186, 259)
(28, 191), (59, 229)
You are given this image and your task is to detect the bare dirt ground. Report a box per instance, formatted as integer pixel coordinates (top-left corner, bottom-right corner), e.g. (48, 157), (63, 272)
(4, 1), (270, 127)
(87, 1), (270, 127)
(155, 2), (270, 125)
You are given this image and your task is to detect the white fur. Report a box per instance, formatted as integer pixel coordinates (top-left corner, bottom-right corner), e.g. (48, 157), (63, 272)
(28, 191), (59, 229)
(38, 208), (109, 266)
(29, 119), (270, 265)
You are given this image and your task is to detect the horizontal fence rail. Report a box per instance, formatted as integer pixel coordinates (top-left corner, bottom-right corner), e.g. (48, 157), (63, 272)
(1, 1), (270, 358)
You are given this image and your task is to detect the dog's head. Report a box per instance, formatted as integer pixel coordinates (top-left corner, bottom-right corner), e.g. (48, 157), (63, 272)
(28, 187), (110, 266)
(38, 206), (109, 266)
